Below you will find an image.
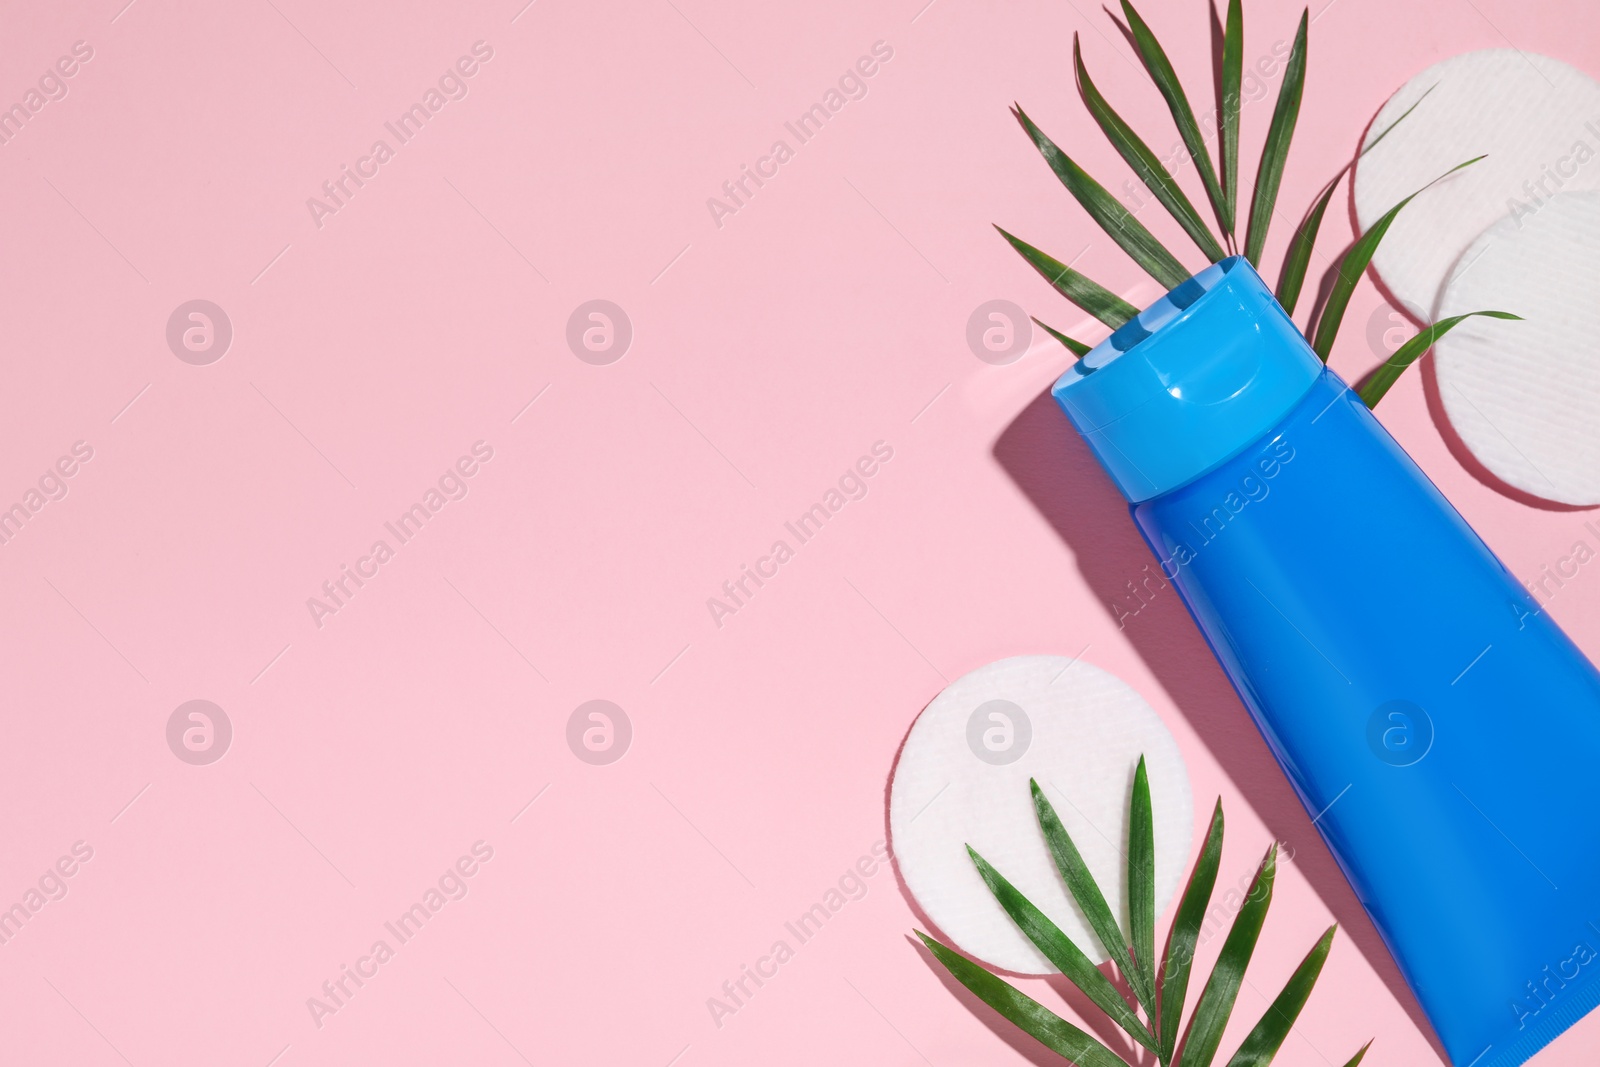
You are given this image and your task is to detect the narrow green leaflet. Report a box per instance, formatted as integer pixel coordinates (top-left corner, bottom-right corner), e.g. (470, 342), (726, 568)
(1129, 757), (1156, 1016)
(1013, 106), (1190, 288)
(1311, 156), (1485, 361)
(1275, 168), (1343, 317)
(1175, 845), (1277, 1067)
(1243, 11), (1307, 266)
(1031, 779), (1156, 1016)
(995, 227), (1139, 328)
(918, 774), (1366, 1067)
(968, 847), (1158, 1053)
(1074, 36), (1226, 262)
(1220, 0), (1244, 236)
(1032, 317), (1092, 358)
(1121, 0), (1232, 237)
(1221, 925), (1337, 1067)
(915, 932), (1132, 1067)
(1280, 81), (1432, 317)
(1159, 800), (1224, 1066)
(1362, 83), (1437, 157)
(1340, 1040), (1374, 1067)
(1358, 310), (1522, 407)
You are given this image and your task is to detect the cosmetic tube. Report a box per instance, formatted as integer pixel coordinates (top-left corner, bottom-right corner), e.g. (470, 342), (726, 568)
(1051, 257), (1600, 1067)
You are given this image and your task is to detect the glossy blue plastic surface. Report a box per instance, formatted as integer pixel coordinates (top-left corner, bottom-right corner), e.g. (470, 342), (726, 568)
(1134, 371), (1600, 1066)
(1050, 262), (1600, 1066)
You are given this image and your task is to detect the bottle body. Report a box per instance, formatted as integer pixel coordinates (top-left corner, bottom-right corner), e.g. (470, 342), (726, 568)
(1049, 258), (1600, 1067)
(1132, 370), (1600, 1066)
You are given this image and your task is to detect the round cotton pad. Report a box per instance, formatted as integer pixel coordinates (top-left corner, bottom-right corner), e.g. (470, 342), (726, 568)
(1354, 50), (1600, 318)
(1432, 190), (1600, 506)
(889, 655), (1192, 975)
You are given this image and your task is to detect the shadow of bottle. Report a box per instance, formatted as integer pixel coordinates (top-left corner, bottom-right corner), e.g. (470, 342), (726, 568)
(982, 383), (1449, 1061)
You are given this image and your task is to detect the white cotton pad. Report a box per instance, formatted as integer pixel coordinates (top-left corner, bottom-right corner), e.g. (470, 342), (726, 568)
(1354, 49), (1600, 318)
(889, 655), (1192, 975)
(1432, 191), (1600, 506)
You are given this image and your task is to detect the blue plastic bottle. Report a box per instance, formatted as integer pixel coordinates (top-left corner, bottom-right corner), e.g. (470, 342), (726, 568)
(1051, 257), (1600, 1067)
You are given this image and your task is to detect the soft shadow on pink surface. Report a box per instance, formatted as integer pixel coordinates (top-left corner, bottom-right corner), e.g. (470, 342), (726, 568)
(1417, 353), (1592, 513)
(991, 387), (1448, 1061)
(906, 933), (1159, 1067)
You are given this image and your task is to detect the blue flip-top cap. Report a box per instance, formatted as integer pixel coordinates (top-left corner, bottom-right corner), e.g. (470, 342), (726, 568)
(1051, 257), (1324, 502)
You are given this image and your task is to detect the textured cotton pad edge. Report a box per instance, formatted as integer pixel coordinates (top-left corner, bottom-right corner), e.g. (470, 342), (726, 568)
(1354, 50), (1600, 319)
(889, 655), (1193, 975)
(1433, 191), (1600, 506)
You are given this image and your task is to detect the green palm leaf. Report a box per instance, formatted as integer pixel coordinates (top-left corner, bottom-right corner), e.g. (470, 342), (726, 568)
(1129, 757), (1157, 1014)
(919, 768), (1370, 1066)
(915, 931), (1131, 1067)
(1032, 778), (1157, 1017)
(1358, 310), (1522, 407)
(1219, 0), (1244, 237)
(1175, 845), (1277, 1067)
(1159, 799), (1225, 1065)
(1033, 317), (1092, 357)
(1277, 79), (1433, 317)
(1221, 924), (1337, 1067)
(968, 846), (1158, 1053)
(1243, 10), (1307, 266)
(1363, 82), (1438, 156)
(1121, 0), (1232, 237)
(1013, 105), (1191, 288)
(1310, 156), (1484, 361)
(1341, 1040), (1374, 1066)
(1275, 168), (1342, 316)
(1074, 36), (1226, 262)
(996, 226), (1139, 328)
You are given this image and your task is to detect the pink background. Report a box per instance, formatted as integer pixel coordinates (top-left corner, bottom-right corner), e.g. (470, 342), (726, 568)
(2, 0), (1597, 1063)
